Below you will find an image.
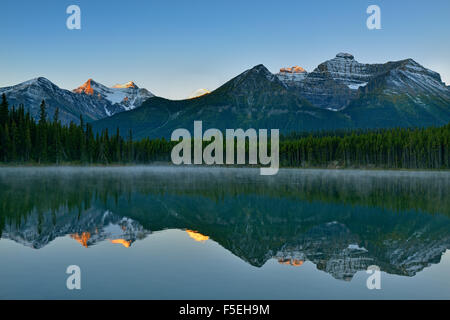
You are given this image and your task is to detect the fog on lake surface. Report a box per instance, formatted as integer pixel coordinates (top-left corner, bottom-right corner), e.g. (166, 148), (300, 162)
(0, 166), (449, 299)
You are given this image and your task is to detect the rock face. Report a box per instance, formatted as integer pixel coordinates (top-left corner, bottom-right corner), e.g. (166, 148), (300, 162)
(276, 53), (378, 110)
(382, 59), (448, 96)
(0, 78), (153, 125)
(277, 53), (450, 111)
(0, 77), (110, 124)
(344, 58), (450, 128)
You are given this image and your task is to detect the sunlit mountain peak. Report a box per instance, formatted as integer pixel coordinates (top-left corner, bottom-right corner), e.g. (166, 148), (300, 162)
(112, 81), (138, 89)
(279, 66), (307, 74)
(188, 88), (211, 99)
(73, 79), (95, 95)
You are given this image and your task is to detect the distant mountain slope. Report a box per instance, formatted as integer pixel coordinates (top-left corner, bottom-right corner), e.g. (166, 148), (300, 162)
(0, 78), (153, 125)
(345, 59), (450, 128)
(93, 53), (450, 139)
(0, 77), (107, 124)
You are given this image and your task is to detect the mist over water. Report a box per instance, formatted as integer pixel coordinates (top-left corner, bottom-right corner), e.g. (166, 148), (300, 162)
(0, 166), (449, 299)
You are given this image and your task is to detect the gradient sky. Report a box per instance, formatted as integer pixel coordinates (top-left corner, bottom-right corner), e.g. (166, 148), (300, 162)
(1, 0), (449, 99)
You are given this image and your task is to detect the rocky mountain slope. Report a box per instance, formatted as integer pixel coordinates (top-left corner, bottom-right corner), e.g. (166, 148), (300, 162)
(277, 53), (450, 112)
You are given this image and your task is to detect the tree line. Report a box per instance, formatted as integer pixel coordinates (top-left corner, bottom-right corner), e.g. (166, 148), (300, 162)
(0, 94), (449, 169)
(280, 125), (450, 169)
(0, 94), (172, 164)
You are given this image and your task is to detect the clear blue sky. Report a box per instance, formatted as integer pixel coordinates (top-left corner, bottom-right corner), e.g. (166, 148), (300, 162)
(1, 0), (449, 99)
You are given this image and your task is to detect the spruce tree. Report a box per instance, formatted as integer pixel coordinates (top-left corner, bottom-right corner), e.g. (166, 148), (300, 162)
(0, 93), (8, 126)
(53, 107), (59, 124)
(39, 100), (47, 125)
(37, 100), (47, 162)
(25, 126), (32, 162)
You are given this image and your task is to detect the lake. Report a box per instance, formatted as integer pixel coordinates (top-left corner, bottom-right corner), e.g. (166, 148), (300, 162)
(0, 166), (449, 299)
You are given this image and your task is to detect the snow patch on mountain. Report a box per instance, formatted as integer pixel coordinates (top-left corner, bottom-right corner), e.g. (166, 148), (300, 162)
(348, 82), (367, 90)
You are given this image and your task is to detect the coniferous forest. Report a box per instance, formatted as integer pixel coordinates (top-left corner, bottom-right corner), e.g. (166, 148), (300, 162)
(0, 94), (449, 169)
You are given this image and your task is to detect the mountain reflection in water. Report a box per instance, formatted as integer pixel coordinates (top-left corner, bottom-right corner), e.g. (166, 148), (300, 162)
(0, 166), (449, 282)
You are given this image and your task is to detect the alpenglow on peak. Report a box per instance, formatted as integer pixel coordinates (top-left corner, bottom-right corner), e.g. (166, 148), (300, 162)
(279, 66), (307, 74)
(73, 78), (96, 95)
(112, 81), (138, 89)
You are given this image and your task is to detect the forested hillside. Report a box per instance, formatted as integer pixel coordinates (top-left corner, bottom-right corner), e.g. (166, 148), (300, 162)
(1, 95), (449, 169)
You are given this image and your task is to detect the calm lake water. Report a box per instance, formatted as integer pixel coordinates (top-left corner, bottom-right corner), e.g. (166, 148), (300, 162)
(0, 166), (449, 299)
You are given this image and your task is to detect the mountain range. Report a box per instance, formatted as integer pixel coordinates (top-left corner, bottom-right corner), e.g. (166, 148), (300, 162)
(92, 53), (450, 138)
(1, 52), (449, 137)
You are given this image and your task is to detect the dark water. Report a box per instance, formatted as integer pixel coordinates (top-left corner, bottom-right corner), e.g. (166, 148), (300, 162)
(0, 166), (449, 299)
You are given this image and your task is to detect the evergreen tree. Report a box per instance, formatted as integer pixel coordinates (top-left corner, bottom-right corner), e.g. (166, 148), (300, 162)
(24, 126), (32, 162)
(37, 100), (47, 162)
(39, 100), (47, 125)
(0, 93), (8, 126)
(53, 107), (59, 124)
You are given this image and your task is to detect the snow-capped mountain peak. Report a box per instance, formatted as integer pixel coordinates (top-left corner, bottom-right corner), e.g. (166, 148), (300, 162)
(0, 77), (155, 125)
(8, 77), (58, 92)
(72, 79), (154, 115)
(73, 78), (99, 95)
(276, 52), (450, 111)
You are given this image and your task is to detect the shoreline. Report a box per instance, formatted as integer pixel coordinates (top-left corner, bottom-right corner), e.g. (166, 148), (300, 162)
(0, 163), (449, 174)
